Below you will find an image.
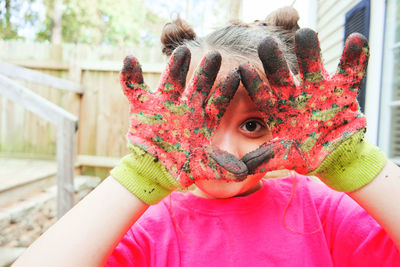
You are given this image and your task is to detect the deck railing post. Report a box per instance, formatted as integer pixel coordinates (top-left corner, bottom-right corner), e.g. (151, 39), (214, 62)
(56, 118), (76, 217)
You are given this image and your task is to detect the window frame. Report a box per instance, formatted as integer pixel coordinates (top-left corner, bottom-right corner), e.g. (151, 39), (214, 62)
(378, 0), (400, 164)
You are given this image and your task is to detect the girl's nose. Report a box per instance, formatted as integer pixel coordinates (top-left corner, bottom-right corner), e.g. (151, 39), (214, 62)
(211, 131), (240, 159)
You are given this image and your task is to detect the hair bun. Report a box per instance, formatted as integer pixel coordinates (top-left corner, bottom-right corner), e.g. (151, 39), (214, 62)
(265, 6), (300, 31)
(161, 17), (197, 56)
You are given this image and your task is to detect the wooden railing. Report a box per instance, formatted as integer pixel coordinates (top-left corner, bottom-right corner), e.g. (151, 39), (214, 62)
(0, 61), (81, 217)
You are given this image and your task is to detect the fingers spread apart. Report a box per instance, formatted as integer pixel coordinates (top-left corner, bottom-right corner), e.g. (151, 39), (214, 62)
(295, 28), (325, 83)
(121, 56), (145, 95)
(159, 46), (191, 99)
(239, 63), (275, 114)
(205, 69), (240, 122)
(257, 36), (296, 99)
(184, 50), (222, 103)
(336, 33), (369, 87)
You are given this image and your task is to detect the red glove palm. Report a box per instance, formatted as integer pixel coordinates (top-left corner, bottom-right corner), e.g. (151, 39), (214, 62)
(239, 28), (374, 190)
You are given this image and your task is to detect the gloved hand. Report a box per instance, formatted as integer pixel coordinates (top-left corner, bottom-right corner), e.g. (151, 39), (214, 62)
(111, 46), (244, 204)
(239, 28), (386, 192)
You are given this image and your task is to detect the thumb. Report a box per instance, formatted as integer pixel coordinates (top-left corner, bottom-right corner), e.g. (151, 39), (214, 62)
(241, 140), (310, 175)
(190, 146), (248, 181)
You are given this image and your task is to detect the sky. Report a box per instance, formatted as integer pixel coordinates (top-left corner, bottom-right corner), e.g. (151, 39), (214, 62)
(241, 0), (315, 29)
(7, 0), (46, 40)
(146, 0), (233, 36)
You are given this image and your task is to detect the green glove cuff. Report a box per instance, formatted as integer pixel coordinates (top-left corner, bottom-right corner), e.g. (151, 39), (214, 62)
(311, 131), (387, 192)
(111, 144), (181, 205)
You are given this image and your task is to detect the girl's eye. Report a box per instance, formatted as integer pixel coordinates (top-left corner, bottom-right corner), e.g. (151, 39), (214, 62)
(240, 120), (264, 133)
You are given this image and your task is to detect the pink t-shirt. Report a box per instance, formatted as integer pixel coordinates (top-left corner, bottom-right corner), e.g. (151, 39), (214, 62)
(106, 175), (399, 266)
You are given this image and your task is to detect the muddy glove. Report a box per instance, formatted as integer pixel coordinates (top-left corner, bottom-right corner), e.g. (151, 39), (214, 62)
(239, 28), (386, 192)
(111, 46), (243, 204)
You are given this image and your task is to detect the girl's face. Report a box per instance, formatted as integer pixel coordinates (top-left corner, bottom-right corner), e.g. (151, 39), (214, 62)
(189, 55), (273, 198)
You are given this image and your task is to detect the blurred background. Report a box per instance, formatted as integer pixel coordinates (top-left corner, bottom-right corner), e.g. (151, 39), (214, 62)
(0, 0), (315, 45)
(0, 0), (397, 265)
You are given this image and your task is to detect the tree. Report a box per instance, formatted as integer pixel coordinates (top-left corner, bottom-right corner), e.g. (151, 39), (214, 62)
(1, 0), (168, 45)
(0, 0), (17, 39)
(0, 0), (235, 45)
(50, 0), (62, 44)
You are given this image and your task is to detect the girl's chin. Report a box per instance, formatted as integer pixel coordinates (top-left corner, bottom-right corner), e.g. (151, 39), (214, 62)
(193, 172), (265, 199)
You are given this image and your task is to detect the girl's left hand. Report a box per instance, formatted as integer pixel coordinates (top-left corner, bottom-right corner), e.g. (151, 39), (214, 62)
(239, 28), (386, 192)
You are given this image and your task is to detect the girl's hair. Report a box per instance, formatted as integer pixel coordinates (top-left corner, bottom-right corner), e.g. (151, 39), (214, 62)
(160, 7), (300, 74)
(161, 15), (197, 56)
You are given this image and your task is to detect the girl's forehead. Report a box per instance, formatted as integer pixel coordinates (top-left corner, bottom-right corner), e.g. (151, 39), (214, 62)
(188, 53), (256, 77)
(185, 51), (267, 92)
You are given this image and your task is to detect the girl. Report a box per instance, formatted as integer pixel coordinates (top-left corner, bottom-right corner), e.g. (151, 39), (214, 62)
(14, 8), (400, 266)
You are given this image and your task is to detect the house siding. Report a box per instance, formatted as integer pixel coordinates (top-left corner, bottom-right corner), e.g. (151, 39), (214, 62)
(316, 0), (362, 73)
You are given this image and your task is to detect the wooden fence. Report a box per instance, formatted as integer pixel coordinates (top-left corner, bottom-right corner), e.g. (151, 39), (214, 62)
(0, 40), (165, 161)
